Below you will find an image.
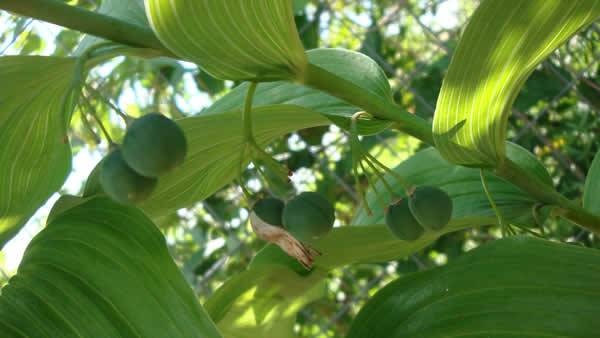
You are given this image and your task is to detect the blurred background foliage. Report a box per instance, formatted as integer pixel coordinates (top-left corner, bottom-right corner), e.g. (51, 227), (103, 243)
(1, 0), (599, 337)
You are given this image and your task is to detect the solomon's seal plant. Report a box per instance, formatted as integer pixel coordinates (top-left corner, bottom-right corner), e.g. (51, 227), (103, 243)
(1, 1), (600, 337)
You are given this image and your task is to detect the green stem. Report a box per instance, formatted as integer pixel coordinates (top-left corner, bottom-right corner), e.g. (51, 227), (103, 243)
(243, 83), (258, 142)
(85, 83), (132, 125)
(480, 169), (509, 236)
(495, 159), (600, 234)
(0, 0), (170, 54)
(235, 179), (253, 207)
(81, 93), (113, 146)
(79, 109), (101, 145)
(364, 153), (412, 194)
(237, 83), (258, 180)
(302, 63), (434, 145)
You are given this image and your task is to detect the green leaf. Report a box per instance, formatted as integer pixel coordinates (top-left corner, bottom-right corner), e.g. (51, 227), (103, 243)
(0, 56), (79, 248)
(0, 196), (222, 338)
(584, 150), (600, 216)
(205, 143), (544, 337)
(206, 49), (392, 135)
(300, 48), (431, 140)
(307, 48), (394, 107)
(206, 227), (434, 338)
(138, 105), (329, 219)
(145, 0), (307, 81)
(433, 0), (600, 167)
(347, 236), (600, 337)
(206, 265), (326, 338)
(353, 142), (550, 226)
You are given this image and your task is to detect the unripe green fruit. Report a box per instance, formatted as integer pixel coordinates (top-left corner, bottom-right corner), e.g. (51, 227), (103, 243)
(283, 192), (335, 242)
(253, 197), (285, 226)
(121, 113), (187, 178)
(385, 199), (424, 241)
(408, 186), (453, 230)
(82, 159), (103, 197)
(100, 150), (158, 204)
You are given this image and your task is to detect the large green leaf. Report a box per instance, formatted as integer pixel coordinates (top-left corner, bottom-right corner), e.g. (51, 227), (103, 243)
(206, 227), (435, 338)
(433, 0), (600, 167)
(138, 105), (329, 218)
(145, 0), (307, 81)
(0, 56), (79, 248)
(206, 264), (326, 338)
(0, 196), (222, 338)
(205, 144), (545, 337)
(306, 48), (394, 106)
(354, 142), (551, 226)
(347, 236), (600, 337)
(584, 150), (600, 216)
(205, 48), (392, 135)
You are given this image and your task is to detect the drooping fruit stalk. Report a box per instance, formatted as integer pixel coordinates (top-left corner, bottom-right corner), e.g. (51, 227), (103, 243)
(349, 111), (413, 215)
(238, 82), (292, 197)
(480, 169), (516, 237)
(238, 84), (324, 269)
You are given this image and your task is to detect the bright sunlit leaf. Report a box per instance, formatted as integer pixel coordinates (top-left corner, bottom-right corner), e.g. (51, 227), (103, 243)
(145, 0), (307, 81)
(0, 56), (79, 248)
(433, 0), (600, 167)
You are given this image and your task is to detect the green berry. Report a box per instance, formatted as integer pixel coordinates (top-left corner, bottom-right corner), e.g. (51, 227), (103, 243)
(82, 159), (103, 197)
(408, 186), (453, 230)
(100, 150), (158, 204)
(283, 192), (335, 241)
(253, 197), (285, 226)
(385, 199), (425, 241)
(121, 113), (187, 178)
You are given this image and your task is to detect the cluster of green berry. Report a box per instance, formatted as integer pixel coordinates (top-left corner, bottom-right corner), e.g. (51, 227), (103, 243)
(253, 192), (335, 242)
(99, 113), (187, 204)
(385, 186), (453, 241)
(348, 113), (453, 242)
